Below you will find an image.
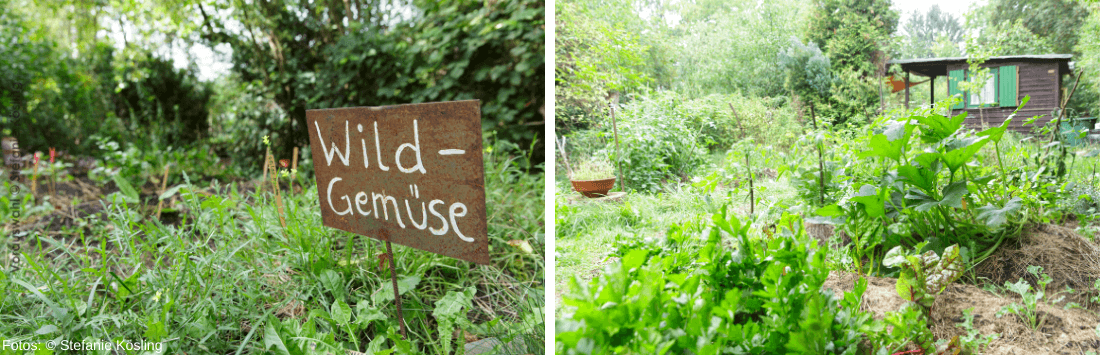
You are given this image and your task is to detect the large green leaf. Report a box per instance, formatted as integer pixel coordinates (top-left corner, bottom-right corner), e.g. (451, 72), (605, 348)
(896, 268), (920, 302)
(897, 153), (942, 193)
(859, 121), (912, 162)
(433, 287), (476, 355)
(977, 118), (1014, 143)
(371, 275), (422, 305)
(849, 184), (886, 218)
(331, 299), (352, 326)
(905, 180), (967, 212)
(942, 136), (988, 174)
(883, 246), (908, 268)
(975, 197), (1023, 228)
(914, 112), (966, 143)
(925, 245), (964, 295)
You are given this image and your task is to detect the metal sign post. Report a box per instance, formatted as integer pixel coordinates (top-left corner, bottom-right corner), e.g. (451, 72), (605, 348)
(306, 100), (490, 339)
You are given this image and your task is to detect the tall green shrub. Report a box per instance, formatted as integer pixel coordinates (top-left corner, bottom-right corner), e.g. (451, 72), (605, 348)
(613, 92), (707, 193)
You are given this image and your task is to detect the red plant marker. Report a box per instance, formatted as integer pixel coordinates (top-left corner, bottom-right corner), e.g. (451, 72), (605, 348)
(279, 159), (289, 168)
(48, 148), (55, 164)
(33, 152), (39, 166)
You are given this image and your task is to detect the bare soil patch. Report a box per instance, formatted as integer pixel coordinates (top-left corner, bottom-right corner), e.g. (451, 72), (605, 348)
(824, 223), (1100, 355)
(974, 223), (1100, 310)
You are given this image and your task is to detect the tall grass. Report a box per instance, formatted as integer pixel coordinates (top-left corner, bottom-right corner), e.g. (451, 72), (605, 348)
(0, 140), (543, 354)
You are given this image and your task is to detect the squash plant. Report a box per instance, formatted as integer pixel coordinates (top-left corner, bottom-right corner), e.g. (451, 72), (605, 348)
(825, 102), (1035, 271)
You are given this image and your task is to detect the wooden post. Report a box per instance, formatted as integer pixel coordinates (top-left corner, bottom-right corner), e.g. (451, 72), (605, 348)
(155, 164), (170, 219)
(905, 71), (911, 110)
(609, 102), (625, 192)
(31, 153), (38, 196)
(929, 76), (934, 108)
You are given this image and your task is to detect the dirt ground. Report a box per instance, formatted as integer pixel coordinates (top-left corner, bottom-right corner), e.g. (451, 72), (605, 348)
(824, 223), (1100, 354)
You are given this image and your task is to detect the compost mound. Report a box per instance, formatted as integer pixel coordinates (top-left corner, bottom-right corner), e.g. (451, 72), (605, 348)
(824, 270), (1100, 355)
(974, 223), (1100, 309)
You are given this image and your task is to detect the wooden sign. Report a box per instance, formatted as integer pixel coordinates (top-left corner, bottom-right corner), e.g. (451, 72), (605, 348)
(306, 100), (489, 264)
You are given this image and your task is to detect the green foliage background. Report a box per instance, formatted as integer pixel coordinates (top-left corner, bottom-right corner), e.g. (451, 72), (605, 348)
(0, 0), (545, 173)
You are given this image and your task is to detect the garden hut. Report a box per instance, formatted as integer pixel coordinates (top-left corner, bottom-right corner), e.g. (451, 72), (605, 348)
(888, 54), (1074, 133)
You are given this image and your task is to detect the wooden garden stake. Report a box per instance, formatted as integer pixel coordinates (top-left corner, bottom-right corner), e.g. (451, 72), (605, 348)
(155, 164), (170, 219)
(266, 154), (288, 229)
(48, 148), (56, 199)
(609, 102), (625, 192)
(290, 147), (299, 193)
(31, 153), (39, 196)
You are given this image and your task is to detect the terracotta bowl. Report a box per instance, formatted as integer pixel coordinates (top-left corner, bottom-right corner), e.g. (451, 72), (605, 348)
(571, 177), (616, 198)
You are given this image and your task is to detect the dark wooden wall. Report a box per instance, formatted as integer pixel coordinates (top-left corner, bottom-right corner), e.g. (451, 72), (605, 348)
(947, 61), (1064, 133)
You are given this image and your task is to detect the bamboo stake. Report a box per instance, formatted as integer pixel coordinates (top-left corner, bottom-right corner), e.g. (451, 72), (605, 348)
(155, 164), (170, 219)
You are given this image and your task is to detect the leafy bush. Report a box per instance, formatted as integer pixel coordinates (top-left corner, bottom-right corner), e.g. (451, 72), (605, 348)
(611, 92), (708, 193)
(679, 93), (802, 150)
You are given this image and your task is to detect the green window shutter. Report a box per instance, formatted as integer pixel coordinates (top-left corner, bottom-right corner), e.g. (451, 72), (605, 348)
(949, 69), (964, 109)
(999, 65), (1017, 107)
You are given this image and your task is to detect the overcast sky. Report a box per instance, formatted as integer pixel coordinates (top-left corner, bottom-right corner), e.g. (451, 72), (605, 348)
(892, 0), (984, 28)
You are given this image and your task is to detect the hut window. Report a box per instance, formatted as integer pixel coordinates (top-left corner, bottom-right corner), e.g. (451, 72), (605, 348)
(969, 74), (997, 108)
(949, 66), (1017, 109)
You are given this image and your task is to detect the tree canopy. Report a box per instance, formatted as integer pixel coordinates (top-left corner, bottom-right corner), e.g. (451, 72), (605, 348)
(1, 0), (545, 168)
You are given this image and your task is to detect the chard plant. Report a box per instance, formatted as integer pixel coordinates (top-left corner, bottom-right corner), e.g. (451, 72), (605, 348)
(883, 244), (966, 320)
